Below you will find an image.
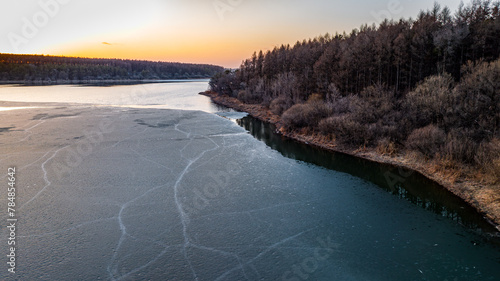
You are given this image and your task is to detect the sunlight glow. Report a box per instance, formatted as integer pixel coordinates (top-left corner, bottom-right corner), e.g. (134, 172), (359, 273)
(0, 0), (462, 67)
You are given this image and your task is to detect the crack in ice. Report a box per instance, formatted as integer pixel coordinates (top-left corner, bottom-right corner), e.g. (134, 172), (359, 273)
(19, 145), (70, 210)
(172, 122), (222, 280)
(214, 229), (314, 281)
(107, 183), (168, 280)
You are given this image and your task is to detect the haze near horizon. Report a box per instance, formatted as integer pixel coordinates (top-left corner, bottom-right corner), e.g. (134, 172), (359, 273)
(1, 0), (461, 68)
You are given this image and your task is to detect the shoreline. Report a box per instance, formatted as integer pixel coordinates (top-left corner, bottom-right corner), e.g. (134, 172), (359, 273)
(201, 90), (500, 232)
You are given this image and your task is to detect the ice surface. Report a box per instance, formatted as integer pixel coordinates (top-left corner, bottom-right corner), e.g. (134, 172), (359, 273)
(0, 105), (499, 280)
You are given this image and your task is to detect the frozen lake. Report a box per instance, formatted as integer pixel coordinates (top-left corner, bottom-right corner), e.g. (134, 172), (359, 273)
(0, 81), (223, 113)
(0, 82), (499, 280)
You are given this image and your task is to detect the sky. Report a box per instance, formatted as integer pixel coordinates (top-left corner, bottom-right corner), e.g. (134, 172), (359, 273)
(1, 0), (463, 68)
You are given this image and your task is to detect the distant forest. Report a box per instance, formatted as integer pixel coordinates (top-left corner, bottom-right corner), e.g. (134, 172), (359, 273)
(210, 0), (500, 180)
(0, 54), (223, 83)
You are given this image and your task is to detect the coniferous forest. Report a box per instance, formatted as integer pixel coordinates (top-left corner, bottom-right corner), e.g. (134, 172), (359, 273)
(0, 53), (223, 83)
(210, 0), (500, 181)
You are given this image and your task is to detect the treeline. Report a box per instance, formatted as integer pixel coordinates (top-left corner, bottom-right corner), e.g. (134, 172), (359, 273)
(0, 53), (224, 83)
(210, 0), (500, 180)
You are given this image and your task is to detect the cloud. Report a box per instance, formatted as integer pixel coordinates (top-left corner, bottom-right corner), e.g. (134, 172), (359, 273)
(102, 42), (112, 46)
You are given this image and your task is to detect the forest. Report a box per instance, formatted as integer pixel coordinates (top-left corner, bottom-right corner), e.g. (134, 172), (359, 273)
(0, 53), (223, 83)
(210, 0), (500, 181)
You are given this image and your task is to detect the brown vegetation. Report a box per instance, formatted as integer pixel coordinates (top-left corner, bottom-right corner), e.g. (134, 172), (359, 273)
(207, 0), (500, 227)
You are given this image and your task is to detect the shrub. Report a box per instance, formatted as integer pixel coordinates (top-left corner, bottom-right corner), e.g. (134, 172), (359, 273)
(328, 94), (355, 116)
(452, 59), (500, 138)
(440, 131), (478, 165)
(282, 103), (330, 129)
(270, 97), (291, 115)
(404, 73), (455, 127)
(318, 115), (368, 145)
(475, 138), (500, 181)
(406, 124), (446, 157)
(237, 90), (249, 102)
(282, 96), (331, 129)
(376, 138), (397, 156)
(368, 121), (399, 144)
(281, 104), (304, 128)
(237, 90), (262, 104)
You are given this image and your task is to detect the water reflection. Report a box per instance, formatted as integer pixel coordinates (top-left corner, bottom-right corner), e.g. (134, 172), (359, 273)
(0, 106), (41, 111)
(0, 82), (225, 113)
(237, 115), (499, 235)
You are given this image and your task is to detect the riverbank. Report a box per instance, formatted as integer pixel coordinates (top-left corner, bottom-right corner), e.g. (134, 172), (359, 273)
(201, 90), (500, 231)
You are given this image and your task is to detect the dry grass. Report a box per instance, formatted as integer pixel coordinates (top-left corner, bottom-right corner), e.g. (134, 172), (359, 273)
(406, 125), (445, 157)
(376, 138), (397, 156)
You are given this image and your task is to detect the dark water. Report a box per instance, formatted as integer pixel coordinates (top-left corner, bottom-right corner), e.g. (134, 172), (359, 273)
(237, 116), (500, 236)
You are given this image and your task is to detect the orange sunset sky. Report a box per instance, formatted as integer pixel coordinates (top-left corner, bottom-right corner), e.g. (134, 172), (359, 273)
(1, 0), (462, 68)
